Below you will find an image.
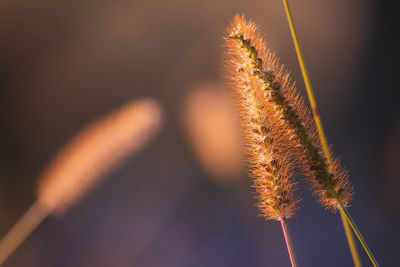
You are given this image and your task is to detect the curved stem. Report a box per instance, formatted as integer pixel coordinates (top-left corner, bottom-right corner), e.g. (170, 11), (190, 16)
(280, 219), (298, 267)
(338, 201), (379, 267)
(281, 1), (363, 266)
(0, 201), (49, 265)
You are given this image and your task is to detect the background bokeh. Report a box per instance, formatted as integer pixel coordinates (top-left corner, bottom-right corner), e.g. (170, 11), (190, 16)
(0, 0), (399, 266)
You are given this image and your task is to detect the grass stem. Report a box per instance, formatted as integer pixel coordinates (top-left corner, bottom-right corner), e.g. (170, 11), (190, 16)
(0, 201), (48, 265)
(281, 0), (331, 164)
(280, 219), (298, 267)
(338, 201), (379, 267)
(281, 1), (365, 266)
(339, 206), (362, 267)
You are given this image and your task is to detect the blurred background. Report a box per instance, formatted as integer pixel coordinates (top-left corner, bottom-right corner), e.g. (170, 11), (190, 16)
(0, 0), (399, 266)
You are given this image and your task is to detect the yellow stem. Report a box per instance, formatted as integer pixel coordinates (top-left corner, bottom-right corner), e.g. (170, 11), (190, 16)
(281, 1), (365, 266)
(338, 201), (379, 267)
(0, 201), (49, 265)
(282, 0), (331, 164)
(340, 206), (362, 267)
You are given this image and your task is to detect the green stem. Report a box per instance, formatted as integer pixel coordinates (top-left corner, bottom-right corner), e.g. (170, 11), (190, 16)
(338, 200), (379, 267)
(339, 207), (362, 267)
(281, 1), (366, 266)
(281, 0), (332, 165)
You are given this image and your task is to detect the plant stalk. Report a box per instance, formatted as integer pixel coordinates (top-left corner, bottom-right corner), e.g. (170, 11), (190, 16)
(338, 201), (379, 267)
(281, 1), (364, 266)
(339, 206), (362, 267)
(280, 219), (298, 267)
(281, 0), (331, 164)
(0, 201), (49, 265)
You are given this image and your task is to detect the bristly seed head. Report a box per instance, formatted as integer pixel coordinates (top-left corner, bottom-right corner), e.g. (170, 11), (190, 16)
(225, 16), (300, 221)
(224, 15), (353, 212)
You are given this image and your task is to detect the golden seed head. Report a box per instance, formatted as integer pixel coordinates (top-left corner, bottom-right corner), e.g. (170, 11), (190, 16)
(225, 15), (299, 221)
(225, 15), (353, 212)
(37, 99), (162, 215)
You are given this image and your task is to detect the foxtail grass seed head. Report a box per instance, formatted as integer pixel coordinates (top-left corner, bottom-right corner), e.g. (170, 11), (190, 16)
(225, 15), (352, 211)
(225, 18), (299, 221)
(37, 99), (161, 215)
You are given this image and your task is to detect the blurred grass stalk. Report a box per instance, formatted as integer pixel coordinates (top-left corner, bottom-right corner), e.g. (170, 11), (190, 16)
(282, 0), (378, 266)
(0, 99), (161, 265)
(0, 201), (48, 265)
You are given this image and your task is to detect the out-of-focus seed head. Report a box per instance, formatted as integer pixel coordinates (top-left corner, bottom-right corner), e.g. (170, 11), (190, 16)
(37, 99), (162, 215)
